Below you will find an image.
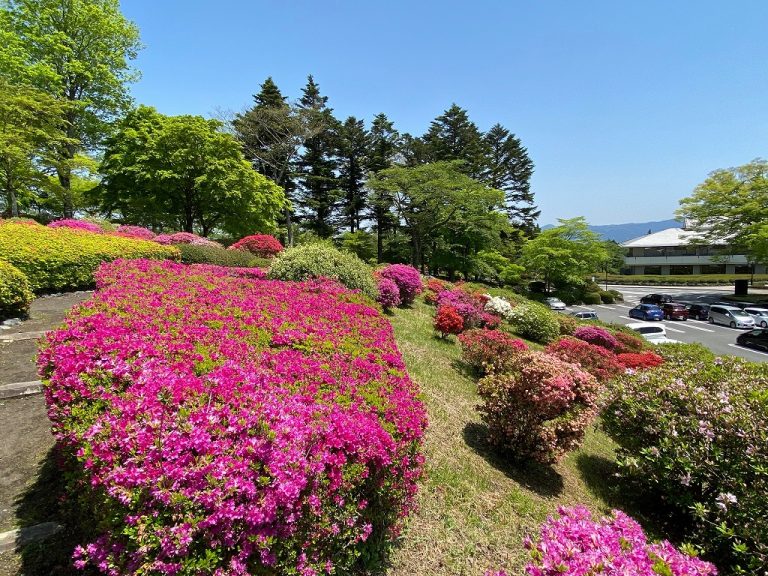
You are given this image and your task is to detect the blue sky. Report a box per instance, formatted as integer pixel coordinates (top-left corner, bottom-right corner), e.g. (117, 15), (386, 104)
(121, 1), (768, 225)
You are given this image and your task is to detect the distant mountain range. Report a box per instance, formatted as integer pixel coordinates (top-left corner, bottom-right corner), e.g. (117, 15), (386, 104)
(542, 219), (682, 243)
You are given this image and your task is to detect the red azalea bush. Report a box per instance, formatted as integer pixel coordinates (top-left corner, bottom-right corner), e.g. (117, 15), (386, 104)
(545, 337), (624, 384)
(154, 231), (222, 248)
(434, 304), (464, 338)
(573, 325), (619, 351)
(48, 218), (104, 233)
(512, 506), (717, 576)
(436, 287), (485, 330)
(458, 328), (528, 374)
(114, 225), (156, 240)
(616, 351), (664, 370)
(376, 277), (401, 309)
(614, 330), (647, 353)
(377, 264), (423, 305)
(39, 259), (427, 576)
(228, 234), (284, 258)
(477, 350), (600, 463)
(480, 312), (501, 329)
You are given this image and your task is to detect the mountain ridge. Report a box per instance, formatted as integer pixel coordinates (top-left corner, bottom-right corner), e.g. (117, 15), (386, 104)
(541, 219), (682, 243)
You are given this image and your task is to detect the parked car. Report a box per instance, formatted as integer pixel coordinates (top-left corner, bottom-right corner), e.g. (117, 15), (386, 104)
(640, 293), (674, 306)
(627, 322), (679, 345)
(545, 297), (567, 311)
(736, 328), (768, 352)
(570, 310), (598, 320)
(661, 303), (688, 321)
(628, 304), (664, 321)
(708, 305), (756, 329)
(744, 307), (768, 328)
(686, 303), (710, 321)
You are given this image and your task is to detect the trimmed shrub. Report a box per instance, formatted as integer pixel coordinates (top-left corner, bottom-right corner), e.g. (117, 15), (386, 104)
(517, 506), (718, 576)
(378, 264), (423, 305)
(228, 233), (284, 258)
(545, 337), (623, 384)
(555, 313), (578, 335)
(599, 290), (615, 304)
(434, 304), (464, 338)
(268, 243), (377, 300)
(48, 218), (103, 233)
(40, 259), (426, 576)
(477, 350), (600, 463)
(177, 243), (261, 268)
(616, 351), (664, 370)
(603, 354), (768, 572)
(654, 341), (716, 365)
(573, 325), (619, 351)
(458, 328), (528, 374)
(0, 261), (34, 319)
(0, 221), (179, 293)
(582, 292), (601, 305)
(436, 287), (485, 329)
(114, 225), (156, 240)
(506, 302), (560, 344)
(376, 277), (401, 309)
(614, 330), (647, 353)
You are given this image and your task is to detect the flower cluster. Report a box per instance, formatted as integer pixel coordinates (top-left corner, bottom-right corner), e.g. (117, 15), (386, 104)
(154, 231), (223, 248)
(423, 278), (450, 304)
(614, 330), (647, 353)
(616, 351), (664, 370)
(228, 234), (284, 258)
(521, 506), (717, 575)
(49, 218), (104, 233)
(114, 225), (156, 240)
(40, 259), (427, 576)
(434, 305), (464, 337)
(484, 295), (515, 319)
(458, 328), (528, 375)
(545, 337), (624, 384)
(376, 277), (401, 309)
(436, 288), (486, 330)
(477, 350), (599, 463)
(377, 264), (423, 305)
(573, 325), (619, 351)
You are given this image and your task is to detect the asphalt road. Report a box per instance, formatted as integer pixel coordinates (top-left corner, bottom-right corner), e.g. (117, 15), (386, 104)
(565, 285), (768, 363)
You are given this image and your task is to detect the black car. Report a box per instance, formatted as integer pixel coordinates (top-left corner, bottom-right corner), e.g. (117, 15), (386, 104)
(736, 328), (768, 352)
(686, 303), (710, 321)
(640, 293), (674, 306)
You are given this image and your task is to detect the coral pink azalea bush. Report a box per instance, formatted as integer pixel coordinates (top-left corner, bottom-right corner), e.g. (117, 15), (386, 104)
(486, 506), (717, 576)
(49, 218), (104, 233)
(423, 278), (450, 304)
(376, 277), (401, 309)
(545, 337), (624, 384)
(39, 259), (426, 576)
(228, 234), (284, 258)
(572, 325), (619, 351)
(614, 330), (647, 353)
(378, 264), (423, 305)
(154, 231), (222, 248)
(458, 328), (528, 375)
(477, 351), (600, 463)
(114, 224), (156, 240)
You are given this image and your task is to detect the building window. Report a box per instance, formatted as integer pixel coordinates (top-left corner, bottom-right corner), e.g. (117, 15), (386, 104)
(643, 266), (662, 275)
(735, 265), (752, 274)
(701, 264), (726, 274)
(670, 265), (694, 275)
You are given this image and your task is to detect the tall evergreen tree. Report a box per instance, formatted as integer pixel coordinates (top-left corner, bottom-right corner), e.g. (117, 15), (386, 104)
(366, 113), (400, 261)
(481, 123), (538, 232)
(296, 75), (339, 238)
(423, 104), (486, 177)
(253, 77), (286, 108)
(336, 116), (369, 233)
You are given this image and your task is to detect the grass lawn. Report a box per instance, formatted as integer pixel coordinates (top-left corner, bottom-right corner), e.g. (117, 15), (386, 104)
(384, 300), (618, 575)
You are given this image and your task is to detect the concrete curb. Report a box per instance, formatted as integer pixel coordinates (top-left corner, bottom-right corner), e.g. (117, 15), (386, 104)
(0, 381), (43, 399)
(0, 522), (63, 553)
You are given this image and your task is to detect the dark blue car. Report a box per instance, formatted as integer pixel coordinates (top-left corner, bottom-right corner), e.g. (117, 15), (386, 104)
(629, 304), (664, 321)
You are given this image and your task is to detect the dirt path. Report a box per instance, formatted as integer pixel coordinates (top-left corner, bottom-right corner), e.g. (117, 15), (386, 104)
(0, 292), (91, 576)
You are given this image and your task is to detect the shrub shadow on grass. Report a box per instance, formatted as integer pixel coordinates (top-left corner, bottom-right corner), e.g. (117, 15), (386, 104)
(462, 422), (564, 497)
(13, 446), (90, 576)
(450, 358), (477, 380)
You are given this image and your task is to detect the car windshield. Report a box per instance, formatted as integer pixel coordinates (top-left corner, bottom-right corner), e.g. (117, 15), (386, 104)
(748, 310), (768, 316)
(732, 311), (751, 318)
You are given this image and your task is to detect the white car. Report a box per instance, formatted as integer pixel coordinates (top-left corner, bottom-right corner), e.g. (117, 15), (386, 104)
(545, 297), (567, 311)
(626, 322), (679, 345)
(570, 310), (598, 320)
(744, 307), (768, 328)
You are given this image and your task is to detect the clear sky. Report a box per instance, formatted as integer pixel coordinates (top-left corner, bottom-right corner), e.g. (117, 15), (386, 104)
(121, 0), (768, 226)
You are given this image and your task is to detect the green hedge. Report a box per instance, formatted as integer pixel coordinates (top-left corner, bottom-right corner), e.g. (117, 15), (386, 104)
(0, 261), (34, 320)
(597, 273), (768, 286)
(177, 244), (267, 268)
(0, 222), (179, 293)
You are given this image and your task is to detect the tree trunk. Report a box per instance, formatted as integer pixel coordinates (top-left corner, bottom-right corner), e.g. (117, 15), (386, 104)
(285, 208), (293, 247)
(377, 228), (383, 263)
(57, 165), (74, 218)
(183, 189), (194, 232)
(10, 188), (18, 217)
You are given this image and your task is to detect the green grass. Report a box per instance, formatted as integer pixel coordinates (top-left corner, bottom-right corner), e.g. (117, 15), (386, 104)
(597, 273), (768, 286)
(384, 300), (618, 575)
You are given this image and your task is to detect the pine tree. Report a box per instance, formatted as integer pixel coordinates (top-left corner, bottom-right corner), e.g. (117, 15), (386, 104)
(296, 75), (339, 238)
(423, 104), (486, 177)
(336, 116), (369, 233)
(253, 77), (286, 108)
(366, 113), (400, 261)
(480, 124), (538, 233)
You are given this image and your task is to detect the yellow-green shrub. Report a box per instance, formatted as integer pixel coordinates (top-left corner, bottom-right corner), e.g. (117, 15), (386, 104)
(0, 222), (179, 293)
(0, 261), (34, 319)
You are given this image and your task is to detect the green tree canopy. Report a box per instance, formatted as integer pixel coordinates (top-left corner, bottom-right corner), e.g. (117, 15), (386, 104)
(677, 159), (768, 267)
(97, 106), (287, 236)
(520, 217), (608, 290)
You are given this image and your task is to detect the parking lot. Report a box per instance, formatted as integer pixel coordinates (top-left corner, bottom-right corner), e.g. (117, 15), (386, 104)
(564, 285), (768, 362)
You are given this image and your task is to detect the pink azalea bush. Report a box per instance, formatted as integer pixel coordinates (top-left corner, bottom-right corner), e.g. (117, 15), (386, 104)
(49, 218), (104, 233)
(39, 259), (427, 576)
(545, 337), (624, 384)
(489, 506), (717, 576)
(573, 325), (619, 351)
(228, 234), (284, 258)
(114, 225), (156, 240)
(436, 287), (485, 330)
(376, 277), (401, 309)
(377, 264), (423, 305)
(477, 350), (600, 463)
(154, 231), (222, 248)
(458, 328), (528, 375)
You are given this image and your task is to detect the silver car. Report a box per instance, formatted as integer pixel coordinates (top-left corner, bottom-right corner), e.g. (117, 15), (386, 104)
(744, 307), (768, 328)
(708, 305), (756, 329)
(545, 297), (567, 311)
